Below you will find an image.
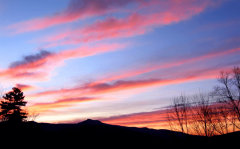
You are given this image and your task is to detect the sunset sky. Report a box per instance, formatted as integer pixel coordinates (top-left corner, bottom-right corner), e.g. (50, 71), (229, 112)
(0, 0), (240, 129)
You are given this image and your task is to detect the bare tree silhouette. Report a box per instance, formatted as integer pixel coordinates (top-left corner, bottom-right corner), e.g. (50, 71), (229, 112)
(25, 109), (39, 122)
(190, 92), (216, 137)
(210, 66), (240, 130)
(167, 66), (240, 137)
(166, 93), (191, 139)
(167, 91), (232, 137)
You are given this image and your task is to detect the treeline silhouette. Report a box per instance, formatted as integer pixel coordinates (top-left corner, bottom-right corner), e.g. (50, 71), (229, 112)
(0, 66), (239, 148)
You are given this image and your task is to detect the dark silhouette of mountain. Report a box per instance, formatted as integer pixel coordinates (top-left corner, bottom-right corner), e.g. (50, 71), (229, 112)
(34, 119), (206, 148)
(0, 119), (238, 148)
(37, 119), (204, 139)
(77, 119), (104, 125)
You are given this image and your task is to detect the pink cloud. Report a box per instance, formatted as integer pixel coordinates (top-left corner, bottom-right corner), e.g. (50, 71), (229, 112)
(98, 101), (235, 130)
(27, 73), (202, 99)
(8, 0), (147, 34)
(15, 83), (38, 92)
(0, 43), (124, 84)
(26, 46), (240, 104)
(26, 67), (220, 112)
(13, 44), (240, 116)
(58, 43), (125, 59)
(59, 109), (170, 129)
(28, 97), (99, 113)
(40, 0), (220, 47)
(100, 109), (168, 128)
(83, 76), (202, 95)
(25, 65), (237, 118)
(92, 47), (240, 84)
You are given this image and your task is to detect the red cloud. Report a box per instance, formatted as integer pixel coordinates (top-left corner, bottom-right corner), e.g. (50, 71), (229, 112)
(100, 111), (168, 129)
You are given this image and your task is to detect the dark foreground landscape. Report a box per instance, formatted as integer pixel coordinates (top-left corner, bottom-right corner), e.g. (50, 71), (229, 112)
(0, 119), (238, 148)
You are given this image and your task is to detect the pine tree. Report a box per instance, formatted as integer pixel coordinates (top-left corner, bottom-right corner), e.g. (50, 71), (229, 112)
(0, 87), (27, 123)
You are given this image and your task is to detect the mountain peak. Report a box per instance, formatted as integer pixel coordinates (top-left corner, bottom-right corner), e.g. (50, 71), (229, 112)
(77, 119), (103, 125)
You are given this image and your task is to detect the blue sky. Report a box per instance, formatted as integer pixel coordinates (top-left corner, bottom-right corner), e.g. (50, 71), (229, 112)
(0, 0), (240, 128)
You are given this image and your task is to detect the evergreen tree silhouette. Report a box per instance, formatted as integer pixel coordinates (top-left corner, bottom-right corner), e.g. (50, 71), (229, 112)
(0, 87), (27, 123)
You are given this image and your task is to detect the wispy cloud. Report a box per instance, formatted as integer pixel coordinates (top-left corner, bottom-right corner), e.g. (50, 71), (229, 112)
(7, 0), (146, 34)
(99, 101), (233, 130)
(15, 83), (38, 92)
(0, 43), (125, 83)
(9, 50), (53, 69)
(25, 44), (240, 114)
(40, 0), (219, 48)
(91, 47), (240, 84)
(26, 67), (221, 115)
(29, 97), (100, 113)
(100, 110), (168, 128)
(7, 0), (221, 39)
